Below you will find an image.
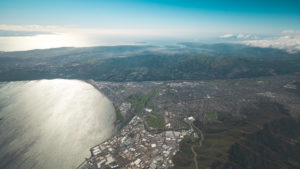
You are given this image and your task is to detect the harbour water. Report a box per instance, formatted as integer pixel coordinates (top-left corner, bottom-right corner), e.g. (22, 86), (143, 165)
(0, 79), (116, 169)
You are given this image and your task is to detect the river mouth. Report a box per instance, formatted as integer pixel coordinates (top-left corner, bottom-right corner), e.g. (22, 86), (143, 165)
(0, 79), (116, 169)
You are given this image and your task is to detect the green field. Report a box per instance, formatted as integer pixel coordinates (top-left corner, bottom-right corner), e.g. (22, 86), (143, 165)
(172, 100), (300, 169)
(126, 88), (159, 113)
(146, 114), (165, 128)
(113, 104), (123, 121)
(206, 112), (218, 119)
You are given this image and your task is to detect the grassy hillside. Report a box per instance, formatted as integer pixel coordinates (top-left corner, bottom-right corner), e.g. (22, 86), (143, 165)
(172, 99), (300, 169)
(1, 44), (300, 81)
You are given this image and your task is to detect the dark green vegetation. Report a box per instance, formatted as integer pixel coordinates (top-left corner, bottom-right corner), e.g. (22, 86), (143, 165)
(126, 93), (150, 113)
(126, 88), (158, 114)
(226, 118), (300, 169)
(113, 103), (123, 121)
(172, 136), (200, 169)
(172, 99), (300, 169)
(145, 114), (165, 129)
(206, 112), (218, 119)
(1, 43), (300, 82)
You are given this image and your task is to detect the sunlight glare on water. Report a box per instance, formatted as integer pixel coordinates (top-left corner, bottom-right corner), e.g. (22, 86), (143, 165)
(0, 79), (116, 169)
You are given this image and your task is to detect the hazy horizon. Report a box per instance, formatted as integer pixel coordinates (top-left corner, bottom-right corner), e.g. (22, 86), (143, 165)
(0, 0), (299, 52)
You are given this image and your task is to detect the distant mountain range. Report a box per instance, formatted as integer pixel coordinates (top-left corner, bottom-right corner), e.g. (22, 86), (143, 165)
(0, 43), (300, 82)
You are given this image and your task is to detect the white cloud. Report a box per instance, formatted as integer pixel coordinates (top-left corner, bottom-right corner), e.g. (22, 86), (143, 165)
(0, 24), (218, 51)
(2, 25), (300, 53)
(220, 33), (257, 40)
(282, 30), (300, 34)
(0, 25), (70, 34)
(0, 24), (216, 38)
(220, 34), (234, 38)
(237, 34), (244, 39)
(240, 35), (300, 53)
(220, 30), (300, 53)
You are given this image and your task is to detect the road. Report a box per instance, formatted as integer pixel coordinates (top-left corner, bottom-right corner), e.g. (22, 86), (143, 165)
(191, 123), (204, 169)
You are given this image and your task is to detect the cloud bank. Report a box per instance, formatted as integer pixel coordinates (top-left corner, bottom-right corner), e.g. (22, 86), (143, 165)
(241, 35), (300, 53)
(0, 24), (220, 51)
(0, 30), (51, 37)
(221, 30), (300, 53)
(1, 24), (300, 53)
(220, 33), (258, 40)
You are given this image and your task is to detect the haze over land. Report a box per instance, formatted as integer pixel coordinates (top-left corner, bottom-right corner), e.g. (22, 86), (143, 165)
(0, 44), (299, 82)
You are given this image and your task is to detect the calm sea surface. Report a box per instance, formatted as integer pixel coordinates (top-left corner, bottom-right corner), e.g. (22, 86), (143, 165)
(0, 79), (116, 169)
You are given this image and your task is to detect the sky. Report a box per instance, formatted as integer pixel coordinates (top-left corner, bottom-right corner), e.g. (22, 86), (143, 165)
(0, 0), (299, 51)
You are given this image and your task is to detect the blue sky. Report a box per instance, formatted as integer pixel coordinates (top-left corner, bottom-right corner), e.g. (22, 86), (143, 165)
(0, 0), (299, 32)
(0, 0), (299, 51)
